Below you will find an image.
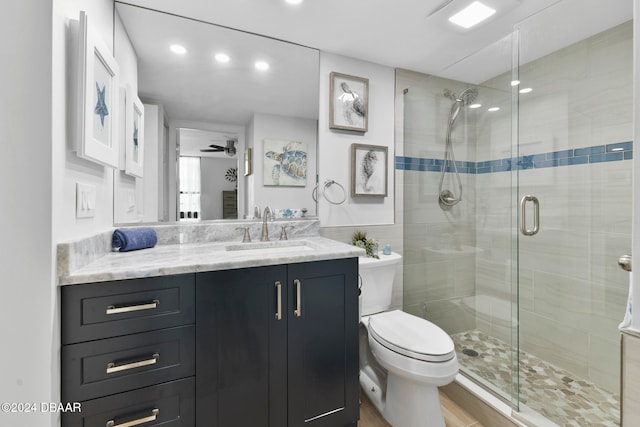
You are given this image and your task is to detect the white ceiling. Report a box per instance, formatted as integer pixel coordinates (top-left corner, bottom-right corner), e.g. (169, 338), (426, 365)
(115, 0), (632, 153)
(118, 0), (631, 81)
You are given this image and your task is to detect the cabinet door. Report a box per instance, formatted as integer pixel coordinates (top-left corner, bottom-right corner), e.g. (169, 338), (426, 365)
(196, 266), (287, 427)
(287, 258), (359, 427)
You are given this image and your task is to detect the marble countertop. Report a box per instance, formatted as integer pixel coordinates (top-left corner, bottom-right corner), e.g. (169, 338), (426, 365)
(58, 235), (364, 285)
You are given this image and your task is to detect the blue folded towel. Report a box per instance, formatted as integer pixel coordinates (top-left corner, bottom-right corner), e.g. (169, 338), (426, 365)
(112, 227), (158, 252)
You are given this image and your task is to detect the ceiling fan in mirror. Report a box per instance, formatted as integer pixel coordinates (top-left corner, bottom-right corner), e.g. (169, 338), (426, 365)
(200, 138), (237, 156)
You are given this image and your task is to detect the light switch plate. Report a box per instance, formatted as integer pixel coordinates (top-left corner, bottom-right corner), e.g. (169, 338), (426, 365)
(76, 183), (96, 218)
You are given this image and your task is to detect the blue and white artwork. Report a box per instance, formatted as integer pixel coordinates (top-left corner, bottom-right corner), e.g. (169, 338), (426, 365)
(264, 140), (307, 187)
(133, 115), (139, 163)
(92, 55), (113, 147)
(94, 82), (109, 126)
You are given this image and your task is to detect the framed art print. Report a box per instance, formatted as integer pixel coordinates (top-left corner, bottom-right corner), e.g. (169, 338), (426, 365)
(351, 143), (387, 197)
(76, 11), (120, 168)
(124, 85), (144, 177)
(329, 72), (369, 132)
(263, 139), (307, 186)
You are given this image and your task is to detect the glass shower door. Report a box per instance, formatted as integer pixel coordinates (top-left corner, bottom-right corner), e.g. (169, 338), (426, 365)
(514, 15), (632, 426)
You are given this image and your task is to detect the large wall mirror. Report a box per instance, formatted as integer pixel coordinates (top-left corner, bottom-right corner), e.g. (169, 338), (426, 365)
(113, 1), (319, 224)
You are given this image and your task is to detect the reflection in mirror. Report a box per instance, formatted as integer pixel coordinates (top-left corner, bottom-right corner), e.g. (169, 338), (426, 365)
(178, 128), (240, 220)
(113, 1), (320, 224)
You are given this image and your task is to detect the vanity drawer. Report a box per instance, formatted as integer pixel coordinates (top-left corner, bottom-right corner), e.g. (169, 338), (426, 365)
(62, 377), (194, 427)
(62, 326), (195, 402)
(62, 274), (195, 344)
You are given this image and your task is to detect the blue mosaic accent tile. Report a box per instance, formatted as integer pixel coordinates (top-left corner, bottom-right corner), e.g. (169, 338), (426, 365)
(607, 141), (632, 152)
(397, 141), (632, 174)
(522, 154), (547, 163)
(493, 163), (511, 172)
(574, 145), (605, 156)
(559, 156), (588, 166)
(519, 162), (534, 170)
(590, 152), (623, 163)
(548, 149), (574, 159)
(534, 159), (558, 168)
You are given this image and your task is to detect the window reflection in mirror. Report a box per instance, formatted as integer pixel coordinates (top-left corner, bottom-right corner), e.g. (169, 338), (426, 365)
(113, 2), (319, 224)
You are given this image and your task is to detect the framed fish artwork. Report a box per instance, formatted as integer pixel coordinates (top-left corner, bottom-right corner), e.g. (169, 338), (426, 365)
(74, 11), (120, 168)
(351, 143), (387, 197)
(329, 72), (368, 132)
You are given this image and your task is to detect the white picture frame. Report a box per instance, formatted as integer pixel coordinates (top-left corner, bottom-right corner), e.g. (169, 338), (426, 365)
(75, 11), (120, 168)
(124, 85), (144, 177)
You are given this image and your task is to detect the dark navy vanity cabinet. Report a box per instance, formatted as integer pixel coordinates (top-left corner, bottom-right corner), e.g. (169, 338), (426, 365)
(61, 258), (358, 427)
(61, 274), (196, 426)
(196, 258), (359, 427)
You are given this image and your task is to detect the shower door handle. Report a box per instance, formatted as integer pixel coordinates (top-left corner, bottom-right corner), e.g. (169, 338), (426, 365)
(519, 195), (540, 236)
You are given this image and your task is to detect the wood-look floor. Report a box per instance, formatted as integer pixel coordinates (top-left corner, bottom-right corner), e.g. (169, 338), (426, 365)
(359, 390), (485, 427)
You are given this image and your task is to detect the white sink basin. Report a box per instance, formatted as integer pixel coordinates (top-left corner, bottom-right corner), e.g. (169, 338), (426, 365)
(225, 240), (316, 256)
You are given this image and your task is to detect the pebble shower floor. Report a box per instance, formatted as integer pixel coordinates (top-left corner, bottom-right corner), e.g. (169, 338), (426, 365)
(451, 330), (619, 427)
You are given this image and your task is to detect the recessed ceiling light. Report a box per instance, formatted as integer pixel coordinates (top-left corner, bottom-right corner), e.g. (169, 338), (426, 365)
(285, 0), (303, 4)
(255, 61), (270, 71)
(448, 1), (496, 29)
(488, 107), (500, 112)
(170, 44), (187, 55)
(215, 53), (230, 63)
(510, 80), (521, 86)
(519, 87), (533, 94)
(469, 103), (482, 109)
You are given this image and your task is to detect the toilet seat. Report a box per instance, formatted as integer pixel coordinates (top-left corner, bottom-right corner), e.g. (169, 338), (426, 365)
(368, 310), (455, 362)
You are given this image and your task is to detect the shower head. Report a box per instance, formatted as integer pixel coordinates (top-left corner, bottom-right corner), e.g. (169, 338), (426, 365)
(445, 87), (479, 125)
(444, 87), (478, 105)
(456, 87), (478, 105)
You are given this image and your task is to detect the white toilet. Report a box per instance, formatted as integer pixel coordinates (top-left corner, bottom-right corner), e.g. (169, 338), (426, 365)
(359, 252), (458, 427)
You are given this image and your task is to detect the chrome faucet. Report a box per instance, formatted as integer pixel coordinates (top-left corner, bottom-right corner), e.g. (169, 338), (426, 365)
(261, 206), (273, 241)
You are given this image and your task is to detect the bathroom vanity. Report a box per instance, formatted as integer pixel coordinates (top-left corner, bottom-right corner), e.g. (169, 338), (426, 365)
(58, 222), (362, 427)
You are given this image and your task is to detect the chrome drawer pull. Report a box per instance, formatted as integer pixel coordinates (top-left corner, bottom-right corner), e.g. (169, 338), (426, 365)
(294, 279), (302, 317)
(106, 408), (159, 427)
(106, 299), (160, 315)
(275, 281), (282, 320)
(106, 353), (159, 374)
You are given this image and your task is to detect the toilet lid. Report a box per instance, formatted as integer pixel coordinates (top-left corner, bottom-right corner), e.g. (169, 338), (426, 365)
(368, 310), (455, 362)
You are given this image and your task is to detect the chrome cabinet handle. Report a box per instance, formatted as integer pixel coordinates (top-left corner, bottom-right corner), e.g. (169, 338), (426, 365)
(106, 299), (160, 315)
(275, 281), (282, 320)
(106, 353), (159, 374)
(294, 279), (302, 317)
(106, 408), (159, 427)
(619, 255), (632, 272)
(519, 195), (540, 236)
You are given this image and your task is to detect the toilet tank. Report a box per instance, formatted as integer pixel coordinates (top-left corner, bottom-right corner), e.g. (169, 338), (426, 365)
(359, 252), (402, 316)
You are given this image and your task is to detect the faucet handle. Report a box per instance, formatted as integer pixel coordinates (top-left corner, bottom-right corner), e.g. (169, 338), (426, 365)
(235, 226), (251, 243)
(279, 225), (294, 241)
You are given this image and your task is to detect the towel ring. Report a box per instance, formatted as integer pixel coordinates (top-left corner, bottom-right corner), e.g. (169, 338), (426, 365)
(312, 179), (346, 205)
